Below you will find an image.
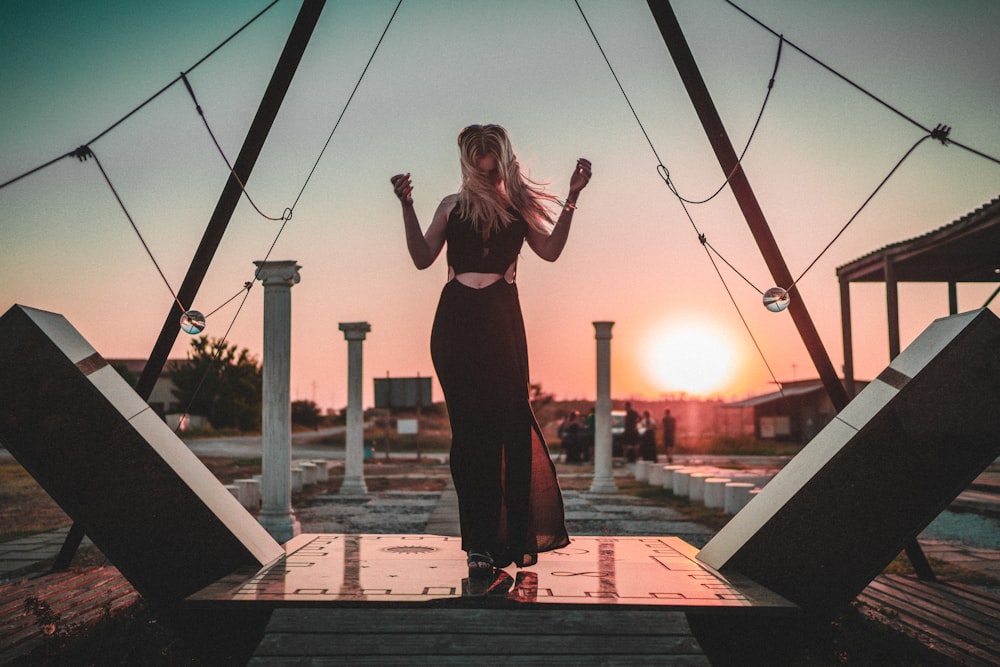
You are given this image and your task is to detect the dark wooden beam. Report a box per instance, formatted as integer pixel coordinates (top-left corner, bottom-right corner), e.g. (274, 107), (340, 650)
(645, 0), (849, 411)
(136, 0), (327, 400)
(56, 0), (327, 573)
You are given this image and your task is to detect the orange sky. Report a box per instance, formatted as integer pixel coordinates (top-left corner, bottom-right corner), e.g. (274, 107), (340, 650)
(2, 1), (999, 409)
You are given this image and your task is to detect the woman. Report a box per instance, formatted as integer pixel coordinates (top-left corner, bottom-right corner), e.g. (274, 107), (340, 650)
(391, 124), (591, 576)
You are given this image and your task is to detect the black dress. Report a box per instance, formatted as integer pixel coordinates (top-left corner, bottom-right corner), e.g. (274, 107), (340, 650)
(430, 204), (569, 567)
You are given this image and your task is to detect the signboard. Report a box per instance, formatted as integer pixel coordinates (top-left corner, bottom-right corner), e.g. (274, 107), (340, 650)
(397, 418), (418, 435)
(374, 376), (432, 409)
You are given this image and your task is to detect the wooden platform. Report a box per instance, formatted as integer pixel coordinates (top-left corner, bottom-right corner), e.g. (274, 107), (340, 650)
(209, 533), (792, 666)
(856, 574), (1000, 667)
(248, 607), (711, 665)
(189, 534), (795, 611)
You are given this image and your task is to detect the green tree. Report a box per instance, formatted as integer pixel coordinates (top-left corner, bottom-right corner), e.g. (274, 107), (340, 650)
(170, 336), (262, 432)
(291, 399), (322, 429)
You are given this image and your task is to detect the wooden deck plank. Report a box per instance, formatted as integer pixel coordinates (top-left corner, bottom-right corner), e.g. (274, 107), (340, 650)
(251, 656), (712, 666)
(250, 607), (709, 664)
(262, 607), (695, 635)
(863, 578), (1000, 649)
(857, 575), (1000, 667)
(0, 568), (116, 614)
(858, 601), (997, 667)
(0, 566), (140, 664)
(254, 632), (703, 657)
(881, 575), (1000, 623)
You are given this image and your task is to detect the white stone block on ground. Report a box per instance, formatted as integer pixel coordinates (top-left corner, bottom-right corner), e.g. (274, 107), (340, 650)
(299, 462), (317, 486)
(311, 460), (330, 482)
(729, 473), (774, 488)
(648, 464), (665, 487)
(688, 473), (712, 502)
(724, 482), (756, 514)
(673, 469), (694, 497)
(704, 478), (730, 509)
(225, 484), (241, 500)
(660, 465), (685, 490)
(292, 467), (304, 493)
(634, 460), (650, 482)
(235, 478), (261, 510)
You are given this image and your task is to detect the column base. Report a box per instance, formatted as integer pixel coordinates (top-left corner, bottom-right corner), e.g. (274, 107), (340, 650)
(259, 511), (301, 544)
(589, 478), (619, 494)
(339, 477), (369, 497)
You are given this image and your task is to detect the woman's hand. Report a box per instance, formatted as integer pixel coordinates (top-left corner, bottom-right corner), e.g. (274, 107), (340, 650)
(567, 158), (592, 199)
(390, 172), (413, 205)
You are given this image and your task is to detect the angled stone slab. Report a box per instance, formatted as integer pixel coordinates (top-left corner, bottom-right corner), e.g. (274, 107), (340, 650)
(0, 305), (284, 609)
(698, 308), (1000, 614)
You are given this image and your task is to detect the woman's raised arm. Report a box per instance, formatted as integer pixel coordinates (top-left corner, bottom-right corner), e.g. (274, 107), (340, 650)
(391, 173), (451, 269)
(526, 158), (592, 262)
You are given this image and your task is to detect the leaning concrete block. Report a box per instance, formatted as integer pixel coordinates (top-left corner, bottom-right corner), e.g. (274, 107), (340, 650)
(0, 305), (284, 611)
(699, 309), (1000, 614)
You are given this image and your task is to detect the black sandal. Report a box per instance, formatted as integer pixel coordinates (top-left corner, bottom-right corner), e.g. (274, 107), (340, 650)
(467, 551), (495, 577)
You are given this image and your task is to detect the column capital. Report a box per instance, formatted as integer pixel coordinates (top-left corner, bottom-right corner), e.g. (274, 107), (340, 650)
(254, 260), (301, 287)
(339, 322), (371, 341)
(593, 321), (615, 339)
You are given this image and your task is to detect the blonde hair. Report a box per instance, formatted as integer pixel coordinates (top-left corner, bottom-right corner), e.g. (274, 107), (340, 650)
(456, 124), (560, 236)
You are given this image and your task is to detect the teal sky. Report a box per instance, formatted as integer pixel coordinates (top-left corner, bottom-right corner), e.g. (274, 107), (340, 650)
(2, 0), (999, 409)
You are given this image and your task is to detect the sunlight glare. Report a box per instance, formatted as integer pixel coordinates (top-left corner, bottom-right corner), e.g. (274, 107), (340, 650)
(644, 322), (738, 396)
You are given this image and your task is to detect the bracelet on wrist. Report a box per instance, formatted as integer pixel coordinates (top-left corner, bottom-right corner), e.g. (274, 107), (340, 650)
(564, 201), (577, 211)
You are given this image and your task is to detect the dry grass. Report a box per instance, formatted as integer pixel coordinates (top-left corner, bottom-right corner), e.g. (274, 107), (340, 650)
(0, 461), (71, 541)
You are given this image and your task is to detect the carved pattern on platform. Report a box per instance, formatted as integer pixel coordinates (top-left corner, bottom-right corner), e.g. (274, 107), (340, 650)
(197, 534), (793, 609)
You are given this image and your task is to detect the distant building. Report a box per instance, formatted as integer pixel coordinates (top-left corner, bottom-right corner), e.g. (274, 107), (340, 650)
(106, 358), (203, 430)
(836, 195), (1000, 396)
(720, 379), (868, 444)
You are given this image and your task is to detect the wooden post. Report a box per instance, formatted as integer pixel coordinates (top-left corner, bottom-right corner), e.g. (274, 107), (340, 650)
(136, 0), (327, 400)
(840, 278), (855, 398)
(56, 0), (327, 570)
(645, 0), (848, 411)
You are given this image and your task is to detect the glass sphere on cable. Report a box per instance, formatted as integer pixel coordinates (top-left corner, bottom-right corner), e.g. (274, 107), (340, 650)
(180, 310), (206, 335)
(763, 287), (790, 312)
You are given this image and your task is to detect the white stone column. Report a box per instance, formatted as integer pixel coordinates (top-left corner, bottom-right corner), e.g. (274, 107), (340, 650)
(254, 260), (301, 543)
(339, 322), (371, 496)
(590, 321), (617, 493)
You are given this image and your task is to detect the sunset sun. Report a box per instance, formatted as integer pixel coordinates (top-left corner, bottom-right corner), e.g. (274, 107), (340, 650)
(643, 322), (738, 396)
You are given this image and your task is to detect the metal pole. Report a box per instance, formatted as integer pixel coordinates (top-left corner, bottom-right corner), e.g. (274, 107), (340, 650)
(646, 0), (848, 412)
